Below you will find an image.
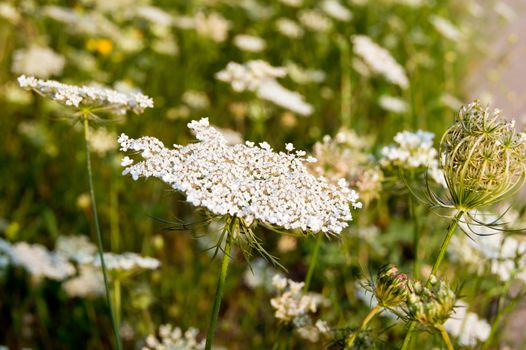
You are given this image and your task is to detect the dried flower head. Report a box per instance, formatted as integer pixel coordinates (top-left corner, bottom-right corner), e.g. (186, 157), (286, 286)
(310, 129), (382, 205)
(374, 264), (409, 308)
(17, 75), (153, 115)
(439, 101), (526, 210)
(406, 276), (456, 328)
(119, 118), (361, 235)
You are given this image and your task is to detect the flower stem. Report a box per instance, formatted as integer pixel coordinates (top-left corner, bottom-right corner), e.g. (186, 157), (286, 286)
(112, 279), (121, 331)
(345, 304), (382, 349)
(438, 325), (454, 350)
(83, 115), (122, 350)
(409, 197), (420, 279)
(336, 34), (352, 128)
(400, 210), (464, 350)
(205, 228), (233, 350)
(304, 233), (323, 291)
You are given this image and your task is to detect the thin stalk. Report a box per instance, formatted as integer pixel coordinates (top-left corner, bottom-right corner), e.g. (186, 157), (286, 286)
(83, 115), (122, 350)
(438, 325), (454, 350)
(400, 210), (464, 350)
(205, 230), (233, 350)
(345, 304), (382, 349)
(304, 233), (323, 291)
(113, 279), (121, 331)
(109, 175), (120, 251)
(336, 35), (352, 128)
(409, 196), (420, 279)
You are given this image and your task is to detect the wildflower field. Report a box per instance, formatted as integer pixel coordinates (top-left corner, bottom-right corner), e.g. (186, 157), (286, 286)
(1, 1), (526, 349)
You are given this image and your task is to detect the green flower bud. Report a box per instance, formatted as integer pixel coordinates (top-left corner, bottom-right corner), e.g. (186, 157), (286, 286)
(375, 264), (409, 307)
(406, 276), (456, 328)
(440, 100), (526, 210)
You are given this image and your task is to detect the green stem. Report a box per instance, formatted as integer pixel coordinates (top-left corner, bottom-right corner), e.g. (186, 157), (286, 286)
(109, 175), (120, 252)
(400, 210), (464, 350)
(438, 325), (454, 350)
(83, 115), (122, 350)
(205, 229), (233, 350)
(336, 35), (352, 128)
(113, 279), (121, 331)
(409, 197), (420, 279)
(345, 304), (382, 349)
(304, 233), (323, 291)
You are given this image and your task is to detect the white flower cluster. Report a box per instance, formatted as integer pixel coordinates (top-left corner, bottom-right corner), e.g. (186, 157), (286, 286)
(351, 35), (409, 89)
(142, 324), (205, 350)
(380, 130), (437, 169)
(286, 62), (325, 85)
(216, 60), (313, 116)
(380, 130), (446, 186)
(0, 238), (75, 282)
(429, 15), (462, 42)
(448, 212), (526, 282)
(56, 235), (98, 264)
(194, 12), (231, 43)
(119, 118), (361, 234)
(298, 9), (332, 32)
(216, 60), (287, 92)
(233, 34), (266, 52)
(321, 0), (352, 22)
(257, 80), (313, 116)
(311, 129), (383, 205)
(378, 95), (408, 114)
(444, 301), (490, 347)
(63, 265), (104, 298)
(270, 274), (329, 342)
(12, 45), (65, 79)
(93, 252), (161, 272)
(88, 127), (118, 156)
(17, 75), (153, 115)
(275, 18), (304, 38)
(1, 235), (160, 296)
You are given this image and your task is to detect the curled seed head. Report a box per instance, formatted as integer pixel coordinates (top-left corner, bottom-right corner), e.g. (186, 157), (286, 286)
(440, 101), (526, 210)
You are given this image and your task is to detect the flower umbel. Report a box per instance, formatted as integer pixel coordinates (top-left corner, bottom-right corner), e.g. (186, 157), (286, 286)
(406, 276), (456, 328)
(439, 100), (526, 210)
(119, 118), (361, 235)
(17, 75), (153, 115)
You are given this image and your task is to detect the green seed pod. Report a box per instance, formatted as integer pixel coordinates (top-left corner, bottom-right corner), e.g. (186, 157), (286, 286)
(440, 101), (526, 210)
(375, 264), (409, 307)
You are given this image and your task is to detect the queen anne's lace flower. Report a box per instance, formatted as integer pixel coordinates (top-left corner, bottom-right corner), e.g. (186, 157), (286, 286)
(380, 130), (437, 169)
(17, 75), (153, 114)
(1, 239), (76, 281)
(216, 61), (313, 116)
(119, 118), (361, 234)
(12, 45), (65, 78)
(444, 301), (490, 347)
(352, 35), (409, 89)
(270, 274), (329, 342)
(142, 324), (205, 350)
(92, 252), (161, 272)
(216, 60), (287, 92)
